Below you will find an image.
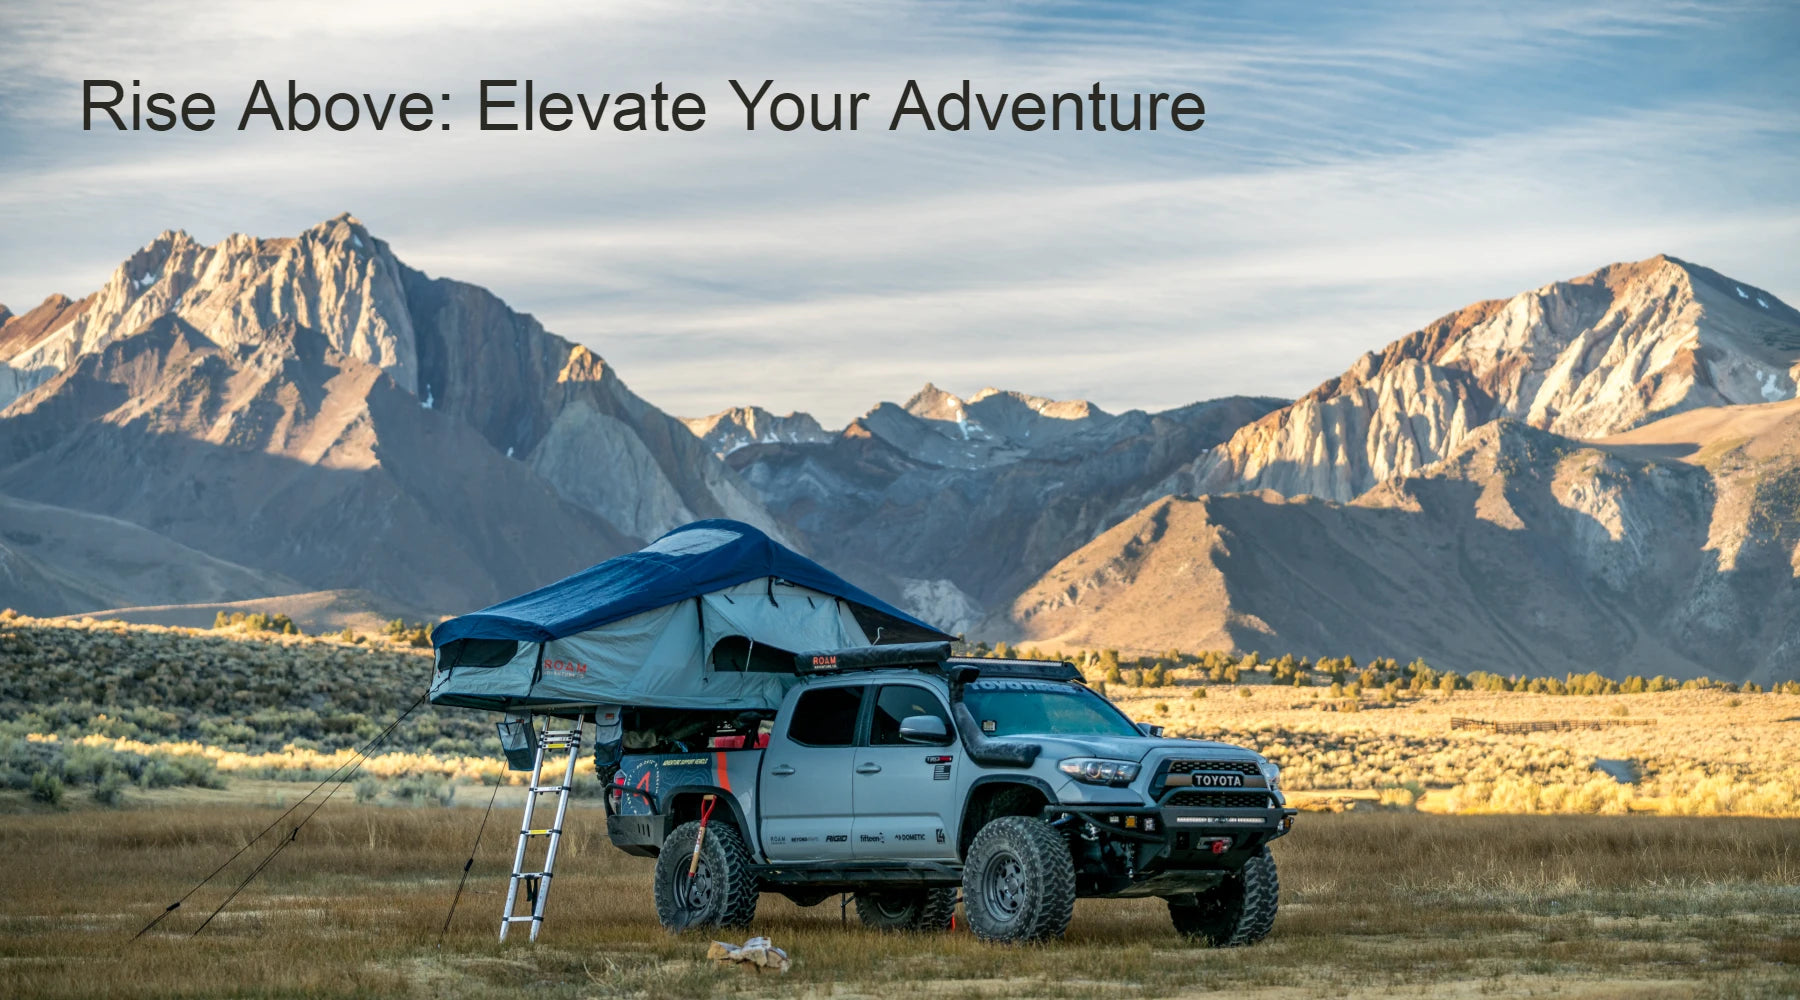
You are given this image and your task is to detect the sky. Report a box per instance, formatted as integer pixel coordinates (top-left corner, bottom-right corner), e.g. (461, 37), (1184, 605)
(2, 0), (1797, 426)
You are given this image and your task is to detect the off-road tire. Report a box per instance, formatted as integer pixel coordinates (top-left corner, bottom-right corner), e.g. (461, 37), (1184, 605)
(653, 820), (758, 932)
(962, 815), (1076, 942)
(1167, 846), (1279, 946)
(854, 887), (958, 931)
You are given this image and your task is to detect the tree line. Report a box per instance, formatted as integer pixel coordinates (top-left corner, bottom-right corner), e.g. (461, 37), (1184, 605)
(956, 640), (1799, 697)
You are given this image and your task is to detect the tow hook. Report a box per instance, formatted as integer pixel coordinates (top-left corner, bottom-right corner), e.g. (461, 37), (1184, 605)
(1205, 837), (1230, 855)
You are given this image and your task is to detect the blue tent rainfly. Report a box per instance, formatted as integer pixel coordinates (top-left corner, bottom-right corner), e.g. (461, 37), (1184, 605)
(428, 520), (952, 712)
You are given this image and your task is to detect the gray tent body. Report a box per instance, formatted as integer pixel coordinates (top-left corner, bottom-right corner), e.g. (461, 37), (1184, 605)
(429, 577), (871, 712)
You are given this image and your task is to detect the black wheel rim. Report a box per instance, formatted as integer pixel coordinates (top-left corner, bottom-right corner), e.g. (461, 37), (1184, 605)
(872, 894), (913, 920)
(983, 850), (1026, 921)
(680, 857), (716, 915)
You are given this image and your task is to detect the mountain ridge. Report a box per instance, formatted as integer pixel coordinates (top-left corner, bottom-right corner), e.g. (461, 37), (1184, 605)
(1167, 254), (1800, 504)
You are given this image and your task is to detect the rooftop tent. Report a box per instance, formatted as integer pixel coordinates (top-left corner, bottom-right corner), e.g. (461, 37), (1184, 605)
(428, 519), (953, 712)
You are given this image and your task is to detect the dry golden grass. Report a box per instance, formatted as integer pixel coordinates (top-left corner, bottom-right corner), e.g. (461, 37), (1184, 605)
(1109, 681), (1800, 818)
(0, 796), (1794, 999)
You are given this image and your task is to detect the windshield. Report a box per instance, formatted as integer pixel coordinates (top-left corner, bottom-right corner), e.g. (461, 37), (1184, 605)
(962, 680), (1140, 738)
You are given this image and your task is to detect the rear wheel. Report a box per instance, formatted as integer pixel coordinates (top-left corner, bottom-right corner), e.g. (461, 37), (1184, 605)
(961, 816), (1076, 942)
(855, 887), (957, 931)
(653, 820), (758, 932)
(1167, 846), (1279, 946)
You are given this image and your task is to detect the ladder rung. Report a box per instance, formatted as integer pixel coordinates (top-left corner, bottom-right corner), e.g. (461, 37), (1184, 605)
(503, 915), (541, 923)
(511, 871), (554, 880)
(522, 829), (560, 837)
(528, 785), (568, 793)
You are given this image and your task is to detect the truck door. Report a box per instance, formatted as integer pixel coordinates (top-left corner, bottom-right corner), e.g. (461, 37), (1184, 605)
(757, 684), (864, 861)
(852, 683), (959, 860)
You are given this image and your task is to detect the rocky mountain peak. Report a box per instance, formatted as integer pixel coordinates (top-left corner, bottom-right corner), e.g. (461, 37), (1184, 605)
(681, 405), (830, 458)
(1171, 255), (1800, 504)
(0, 215), (796, 614)
(0, 213), (422, 408)
(902, 382), (966, 421)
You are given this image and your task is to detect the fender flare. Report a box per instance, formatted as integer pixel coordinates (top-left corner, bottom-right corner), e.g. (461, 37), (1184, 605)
(959, 774), (1058, 855)
(661, 784), (756, 852)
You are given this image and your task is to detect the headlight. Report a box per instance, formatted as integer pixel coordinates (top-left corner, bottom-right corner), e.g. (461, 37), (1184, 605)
(1258, 761), (1281, 791)
(1058, 757), (1141, 786)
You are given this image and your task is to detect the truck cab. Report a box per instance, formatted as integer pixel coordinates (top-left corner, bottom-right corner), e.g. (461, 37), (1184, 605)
(605, 643), (1295, 944)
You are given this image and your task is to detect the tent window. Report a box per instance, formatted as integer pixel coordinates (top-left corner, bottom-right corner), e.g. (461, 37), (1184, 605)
(439, 638), (520, 670)
(710, 635), (796, 674)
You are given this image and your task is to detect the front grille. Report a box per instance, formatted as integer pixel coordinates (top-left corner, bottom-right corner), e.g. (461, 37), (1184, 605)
(1165, 790), (1271, 809)
(1167, 759), (1260, 776)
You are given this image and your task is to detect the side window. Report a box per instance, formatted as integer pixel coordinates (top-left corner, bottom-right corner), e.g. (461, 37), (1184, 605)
(786, 686), (866, 747)
(868, 684), (953, 746)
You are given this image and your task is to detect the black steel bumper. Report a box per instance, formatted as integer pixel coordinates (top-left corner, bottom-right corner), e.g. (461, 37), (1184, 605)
(1053, 803), (1298, 897)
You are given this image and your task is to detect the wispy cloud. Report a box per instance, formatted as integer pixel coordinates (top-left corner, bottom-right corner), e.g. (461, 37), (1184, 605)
(2, 1), (1795, 424)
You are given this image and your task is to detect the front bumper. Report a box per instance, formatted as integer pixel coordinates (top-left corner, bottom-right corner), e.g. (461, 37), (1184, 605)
(1051, 802), (1297, 898)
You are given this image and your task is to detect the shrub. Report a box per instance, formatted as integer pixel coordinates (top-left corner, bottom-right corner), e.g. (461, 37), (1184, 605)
(94, 768), (128, 806)
(1192, 688), (1207, 700)
(29, 769), (63, 806)
(1377, 781), (1424, 810)
(389, 774), (455, 807)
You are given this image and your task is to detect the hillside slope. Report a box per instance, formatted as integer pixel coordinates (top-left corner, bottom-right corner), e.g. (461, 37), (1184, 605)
(0, 493), (299, 617)
(717, 386), (1284, 630)
(1001, 401), (1800, 685)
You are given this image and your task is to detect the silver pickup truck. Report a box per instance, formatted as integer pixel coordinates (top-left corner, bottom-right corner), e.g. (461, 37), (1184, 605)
(604, 642), (1295, 943)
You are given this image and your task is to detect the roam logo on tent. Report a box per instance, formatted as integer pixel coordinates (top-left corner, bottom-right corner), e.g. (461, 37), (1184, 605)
(542, 658), (589, 676)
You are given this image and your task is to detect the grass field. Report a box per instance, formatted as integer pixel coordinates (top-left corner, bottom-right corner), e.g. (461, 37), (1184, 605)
(0, 792), (1795, 999)
(4, 615), (1799, 996)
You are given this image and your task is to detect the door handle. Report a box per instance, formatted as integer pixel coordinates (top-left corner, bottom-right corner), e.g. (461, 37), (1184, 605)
(855, 762), (882, 774)
(770, 764), (796, 776)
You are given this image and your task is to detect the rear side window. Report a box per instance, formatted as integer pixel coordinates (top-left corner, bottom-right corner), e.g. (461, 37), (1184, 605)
(869, 685), (953, 746)
(787, 686), (865, 747)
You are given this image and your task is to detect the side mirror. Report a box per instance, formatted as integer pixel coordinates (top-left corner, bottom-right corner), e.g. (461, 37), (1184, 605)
(899, 715), (950, 744)
(1137, 722), (1165, 738)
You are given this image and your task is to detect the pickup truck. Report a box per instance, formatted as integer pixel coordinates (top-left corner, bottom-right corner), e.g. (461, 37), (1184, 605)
(603, 642), (1295, 944)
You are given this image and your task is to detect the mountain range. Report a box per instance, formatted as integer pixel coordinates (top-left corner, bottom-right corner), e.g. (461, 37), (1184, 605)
(3, 217), (1795, 683)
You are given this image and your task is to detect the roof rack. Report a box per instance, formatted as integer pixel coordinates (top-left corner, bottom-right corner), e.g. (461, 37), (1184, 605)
(793, 644), (1083, 683)
(946, 657), (1083, 683)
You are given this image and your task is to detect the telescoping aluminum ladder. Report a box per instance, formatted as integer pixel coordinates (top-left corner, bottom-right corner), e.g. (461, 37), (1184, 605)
(500, 716), (584, 941)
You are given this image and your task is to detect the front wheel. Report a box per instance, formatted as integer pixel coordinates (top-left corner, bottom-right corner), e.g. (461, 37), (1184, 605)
(653, 820), (759, 932)
(1167, 846), (1279, 946)
(855, 887), (957, 931)
(961, 816), (1076, 942)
